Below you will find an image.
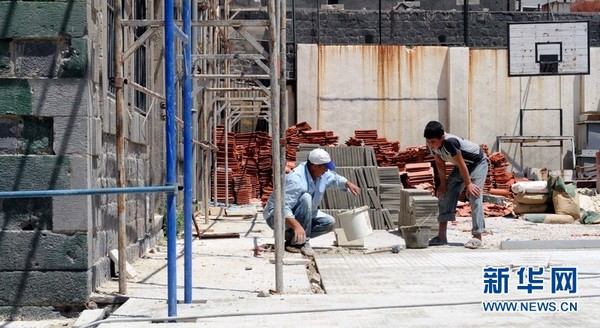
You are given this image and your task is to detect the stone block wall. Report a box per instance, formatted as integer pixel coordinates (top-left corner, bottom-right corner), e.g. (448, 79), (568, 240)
(0, 0), (93, 306)
(270, 8), (600, 77)
(0, 0), (164, 308)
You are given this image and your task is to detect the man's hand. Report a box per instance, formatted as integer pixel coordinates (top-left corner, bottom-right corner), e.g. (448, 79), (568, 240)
(346, 181), (361, 196)
(292, 225), (306, 245)
(465, 183), (481, 198)
(436, 183), (446, 199)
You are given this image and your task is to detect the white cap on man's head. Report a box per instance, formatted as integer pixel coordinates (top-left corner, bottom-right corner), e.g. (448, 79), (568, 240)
(307, 148), (335, 170)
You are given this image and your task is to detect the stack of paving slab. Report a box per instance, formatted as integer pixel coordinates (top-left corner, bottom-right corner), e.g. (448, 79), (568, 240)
(398, 189), (432, 231)
(408, 195), (439, 238)
(378, 166), (403, 230)
(295, 145), (389, 230)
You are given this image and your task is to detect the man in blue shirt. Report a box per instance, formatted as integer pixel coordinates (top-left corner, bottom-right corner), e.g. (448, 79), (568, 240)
(263, 148), (361, 256)
(424, 121), (488, 249)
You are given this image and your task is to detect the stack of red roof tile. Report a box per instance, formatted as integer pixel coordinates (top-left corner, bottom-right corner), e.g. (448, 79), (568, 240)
(285, 122), (312, 160)
(285, 122), (339, 161)
(257, 133), (274, 205)
(212, 126), (241, 203)
(236, 132), (261, 199)
(212, 167), (235, 203)
(488, 151), (515, 197)
(233, 175), (253, 204)
(346, 130), (403, 167)
(481, 144), (494, 194)
(405, 162), (435, 194)
(214, 126), (241, 170)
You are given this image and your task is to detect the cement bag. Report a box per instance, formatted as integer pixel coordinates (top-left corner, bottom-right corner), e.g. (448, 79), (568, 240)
(514, 192), (550, 205)
(543, 214), (575, 224)
(552, 191), (581, 220)
(522, 213), (546, 223)
(513, 202), (550, 214)
(511, 181), (548, 194)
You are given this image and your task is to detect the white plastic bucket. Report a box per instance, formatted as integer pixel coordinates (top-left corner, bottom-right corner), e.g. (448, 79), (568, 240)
(337, 205), (373, 241)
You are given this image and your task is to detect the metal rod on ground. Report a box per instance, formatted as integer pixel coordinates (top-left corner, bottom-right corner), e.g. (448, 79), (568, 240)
(268, 0), (283, 292)
(165, 0), (178, 316)
(183, 0), (193, 304)
(114, 0), (127, 296)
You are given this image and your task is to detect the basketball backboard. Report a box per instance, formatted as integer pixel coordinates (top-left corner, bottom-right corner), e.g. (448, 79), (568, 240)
(508, 21), (589, 76)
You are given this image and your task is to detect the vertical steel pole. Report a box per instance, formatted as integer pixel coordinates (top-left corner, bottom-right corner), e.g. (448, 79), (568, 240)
(114, 0), (127, 296)
(596, 151), (600, 193)
(463, 0), (469, 47)
(268, 0), (283, 292)
(378, 0), (382, 44)
(183, 0), (194, 304)
(165, 0), (178, 316)
(279, 0), (288, 279)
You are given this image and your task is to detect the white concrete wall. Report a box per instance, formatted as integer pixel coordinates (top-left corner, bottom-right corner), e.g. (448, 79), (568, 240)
(297, 44), (600, 173)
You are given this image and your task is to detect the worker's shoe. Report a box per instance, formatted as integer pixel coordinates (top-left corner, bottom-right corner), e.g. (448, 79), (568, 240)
(300, 242), (315, 257)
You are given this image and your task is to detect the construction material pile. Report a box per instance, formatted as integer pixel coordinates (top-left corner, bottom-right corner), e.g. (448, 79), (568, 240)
(345, 130), (401, 167)
(212, 127), (272, 205)
(285, 122), (339, 162)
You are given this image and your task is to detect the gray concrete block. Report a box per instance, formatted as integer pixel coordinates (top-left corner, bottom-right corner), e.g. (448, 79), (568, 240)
(0, 2), (87, 39)
(0, 79), (32, 115)
(90, 256), (112, 290)
(0, 270), (91, 306)
(54, 116), (89, 155)
(0, 155), (70, 191)
(0, 116), (19, 154)
(52, 155), (91, 231)
(57, 37), (88, 78)
(14, 40), (60, 78)
(0, 305), (67, 321)
(0, 231), (89, 270)
(31, 79), (89, 117)
(73, 308), (108, 328)
(0, 198), (52, 231)
(69, 155), (91, 189)
(52, 196), (90, 232)
(109, 249), (138, 279)
(0, 40), (10, 75)
(90, 117), (102, 156)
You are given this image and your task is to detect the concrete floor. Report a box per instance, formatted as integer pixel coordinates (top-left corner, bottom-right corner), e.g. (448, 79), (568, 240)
(82, 212), (600, 328)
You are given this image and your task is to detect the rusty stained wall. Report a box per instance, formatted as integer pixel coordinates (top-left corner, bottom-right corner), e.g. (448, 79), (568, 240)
(307, 44), (449, 149)
(297, 44), (600, 173)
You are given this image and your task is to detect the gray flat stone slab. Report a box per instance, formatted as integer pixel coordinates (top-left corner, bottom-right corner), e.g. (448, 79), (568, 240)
(501, 239), (600, 250)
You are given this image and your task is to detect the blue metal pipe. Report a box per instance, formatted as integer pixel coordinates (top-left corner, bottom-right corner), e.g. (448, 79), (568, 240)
(174, 26), (189, 44)
(182, 0), (194, 304)
(165, 0), (178, 316)
(0, 185), (178, 199)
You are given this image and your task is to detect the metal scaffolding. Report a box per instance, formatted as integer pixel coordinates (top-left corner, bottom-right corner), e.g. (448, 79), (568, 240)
(107, 0), (286, 316)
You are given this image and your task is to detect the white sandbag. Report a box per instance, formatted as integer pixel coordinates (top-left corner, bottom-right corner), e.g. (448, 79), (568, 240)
(511, 181), (548, 194)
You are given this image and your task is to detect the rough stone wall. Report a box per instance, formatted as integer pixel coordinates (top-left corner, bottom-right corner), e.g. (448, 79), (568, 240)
(0, 0), (94, 307)
(273, 9), (600, 77)
(0, 0), (164, 307)
(290, 9), (600, 47)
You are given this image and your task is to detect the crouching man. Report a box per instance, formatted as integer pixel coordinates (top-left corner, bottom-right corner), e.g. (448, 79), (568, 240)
(263, 148), (361, 256)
